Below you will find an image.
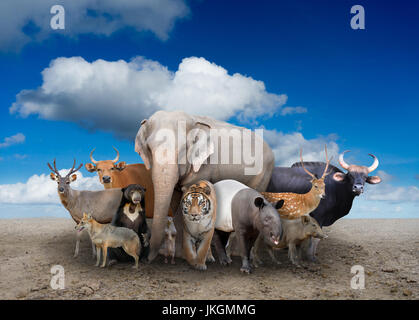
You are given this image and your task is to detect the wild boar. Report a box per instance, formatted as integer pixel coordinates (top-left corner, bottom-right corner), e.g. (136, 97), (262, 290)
(253, 215), (327, 266)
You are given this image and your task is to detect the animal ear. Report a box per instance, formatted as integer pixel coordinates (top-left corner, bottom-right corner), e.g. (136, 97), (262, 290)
(254, 197), (265, 209)
(135, 119), (152, 170)
(203, 185), (211, 195)
(301, 215), (310, 225)
(115, 161), (126, 171)
(187, 122), (214, 173)
(85, 163), (96, 172)
(366, 175), (381, 184)
(87, 213), (92, 219)
(275, 200), (284, 209)
(70, 174), (77, 182)
(83, 212), (87, 218)
(333, 172), (346, 182)
(50, 173), (57, 181)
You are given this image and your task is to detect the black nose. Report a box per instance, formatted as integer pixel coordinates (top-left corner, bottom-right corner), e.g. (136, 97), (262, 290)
(58, 187), (64, 192)
(352, 184), (364, 193)
(102, 176), (111, 183)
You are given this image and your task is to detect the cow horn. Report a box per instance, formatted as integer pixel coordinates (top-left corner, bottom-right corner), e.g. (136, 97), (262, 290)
(89, 148), (98, 164)
(112, 146), (120, 163)
(367, 154), (379, 173)
(339, 150), (351, 170)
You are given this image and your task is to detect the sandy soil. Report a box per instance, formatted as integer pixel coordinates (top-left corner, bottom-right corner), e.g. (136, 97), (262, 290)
(0, 218), (417, 300)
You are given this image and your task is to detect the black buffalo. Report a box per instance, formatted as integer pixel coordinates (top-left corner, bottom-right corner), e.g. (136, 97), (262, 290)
(267, 151), (382, 227)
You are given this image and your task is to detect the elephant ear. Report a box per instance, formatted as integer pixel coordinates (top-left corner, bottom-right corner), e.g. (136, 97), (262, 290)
(187, 121), (215, 173)
(135, 119), (152, 170)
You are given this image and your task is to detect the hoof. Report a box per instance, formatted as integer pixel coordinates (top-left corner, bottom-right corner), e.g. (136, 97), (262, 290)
(171, 260), (176, 265)
(132, 265), (139, 270)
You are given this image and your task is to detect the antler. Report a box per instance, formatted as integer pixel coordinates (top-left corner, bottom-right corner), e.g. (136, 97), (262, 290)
(66, 159), (83, 177)
(47, 159), (60, 176)
(321, 145), (330, 178)
(300, 149), (316, 179)
(112, 146), (120, 163)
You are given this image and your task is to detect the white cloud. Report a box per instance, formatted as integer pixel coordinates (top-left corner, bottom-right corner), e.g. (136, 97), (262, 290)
(0, 133), (25, 148)
(14, 154), (28, 160)
(0, 169), (102, 205)
(280, 106), (307, 116)
(377, 170), (395, 183)
(0, 0), (189, 51)
(365, 183), (419, 202)
(11, 56), (289, 139)
(350, 200), (419, 218)
(262, 128), (340, 167)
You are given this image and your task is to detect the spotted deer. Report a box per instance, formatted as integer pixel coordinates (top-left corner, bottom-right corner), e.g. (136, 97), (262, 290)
(262, 145), (331, 219)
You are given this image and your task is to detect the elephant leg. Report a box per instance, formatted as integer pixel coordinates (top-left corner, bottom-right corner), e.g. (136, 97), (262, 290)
(148, 167), (179, 262)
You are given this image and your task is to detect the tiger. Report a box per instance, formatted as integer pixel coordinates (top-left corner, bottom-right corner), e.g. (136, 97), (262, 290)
(181, 180), (217, 270)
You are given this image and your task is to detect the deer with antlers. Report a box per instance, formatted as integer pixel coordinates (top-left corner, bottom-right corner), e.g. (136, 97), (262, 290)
(262, 145), (331, 219)
(48, 159), (123, 258)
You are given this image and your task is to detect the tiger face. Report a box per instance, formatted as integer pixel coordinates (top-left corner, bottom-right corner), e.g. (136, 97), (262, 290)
(181, 181), (213, 223)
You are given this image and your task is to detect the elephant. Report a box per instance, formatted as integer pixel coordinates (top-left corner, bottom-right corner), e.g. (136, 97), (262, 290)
(135, 110), (275, 262)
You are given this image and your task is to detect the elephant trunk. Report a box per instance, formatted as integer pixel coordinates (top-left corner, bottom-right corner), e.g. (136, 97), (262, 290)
(148, 163), (179, 262)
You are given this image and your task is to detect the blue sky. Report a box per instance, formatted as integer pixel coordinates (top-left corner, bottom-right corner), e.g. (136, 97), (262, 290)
(0, 0), (418, 218)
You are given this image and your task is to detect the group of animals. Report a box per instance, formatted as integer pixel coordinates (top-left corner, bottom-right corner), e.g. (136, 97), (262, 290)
(48, 110), (382, 273)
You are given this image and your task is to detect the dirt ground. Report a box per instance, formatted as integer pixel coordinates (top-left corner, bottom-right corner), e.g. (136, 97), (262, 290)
(0, 218), (417, 300)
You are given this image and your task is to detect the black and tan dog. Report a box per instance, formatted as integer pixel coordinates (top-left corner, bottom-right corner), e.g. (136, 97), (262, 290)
(109, 184), (150, 263)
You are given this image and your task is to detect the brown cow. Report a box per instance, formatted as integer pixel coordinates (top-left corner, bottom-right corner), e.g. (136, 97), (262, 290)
(85, 147), (173, 218)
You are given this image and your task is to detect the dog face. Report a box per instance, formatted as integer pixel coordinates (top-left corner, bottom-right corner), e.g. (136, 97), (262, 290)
(75, 213), (93, 232)
(123, 184), (146, 205)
